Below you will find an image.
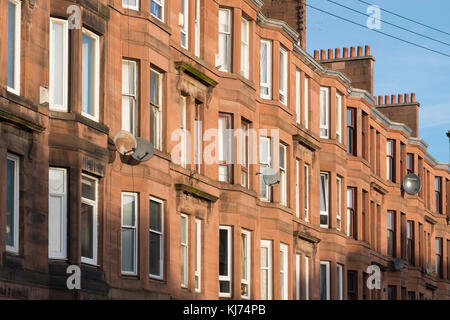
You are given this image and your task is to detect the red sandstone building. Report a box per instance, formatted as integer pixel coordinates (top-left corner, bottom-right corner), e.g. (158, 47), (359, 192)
(0, 0), (448, 300)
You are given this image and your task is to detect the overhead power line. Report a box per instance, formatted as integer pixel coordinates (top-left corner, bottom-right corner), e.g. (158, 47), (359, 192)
(326, 0), (450, 47)
(306, 4), (450, 58)
(356, 0), (450, 36)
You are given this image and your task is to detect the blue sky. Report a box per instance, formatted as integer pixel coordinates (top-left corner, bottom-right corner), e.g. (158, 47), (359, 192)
(306, 0), (450, 163)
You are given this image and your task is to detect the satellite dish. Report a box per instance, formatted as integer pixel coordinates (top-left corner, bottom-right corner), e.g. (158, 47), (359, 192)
(113, 131), (137, 156)
(393, 258), (405, 271)
(131, 137), (154, 162)
(425, 263), (434, 275)
(402, 173), (421, 195)
(258, 167), (280, 187)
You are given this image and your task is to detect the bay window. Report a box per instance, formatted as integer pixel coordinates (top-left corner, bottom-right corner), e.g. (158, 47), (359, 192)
(122, 192), (138, 274)
(81, 174), (98, 265)
(49, 168), (67, 259)
(259, 39), (272, 99)
(49, 18), (69, 111)
(240, 18), (250, 79)
(218, 8), (232, 72)
(122, 60), (138, 135)
(150, 197), (164, 279)
(260, 240), (273, 300)
(81, 29), (100, 122)
(241, 229), (251, 299)
(279, 48), (288, 105)
(219, 226), (232, 297)
(320, 172), (329, 228)
(7, 0), (21, 95)
(6, 154), (19, 253)
(319, 87), (330, 138)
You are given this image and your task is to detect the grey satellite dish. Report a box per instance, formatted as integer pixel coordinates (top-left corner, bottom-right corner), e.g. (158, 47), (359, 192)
(113, 130), (137, 156)
(258, 167), (280, 187)
(402, 173), (421, 195)
(393, 258), (405, 271)
(131, 137), (154, 162)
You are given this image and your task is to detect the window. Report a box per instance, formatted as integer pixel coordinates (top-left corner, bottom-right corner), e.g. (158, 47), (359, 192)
(279, 144), (287, 206)
(304, 256), (310, 300)
(150, 69), (162, 150)
(407, 291), (416, 300)
(336, 177), (342, 231)
(320, 172), (329, 228)
(180, 0), (188, 49)
(320, 261), (330, 300)
(280, 243), (288, 300)
(241, 229), (251, 299)
(259, 39), (272, 99)
(347, 107), (356, 155)
(122, 193), (138, 275)
(122, 60), (138, 135)
(347, 187), (356, 239)
(218, 8), (232, 72)
(194, 0), (200, 57)
(150, 197), (164, 279)
(123, 0), (138, 10)
(240, 18), (249, 79)
(195, 219), (202, 292)
(181, 214), (188, 287)
(219, 226), (232, 297)
(406, 153), (414, 174)
(295, 70), (301, 124)
(81, 29), (100, 122)
(218, 113), (233, 183)
(362, 190), (368, 242)
(400, 143), (405, 176)
(362, 112), (368, 159)
(150, 0), (164, 21)
(387, 210), (396, 257)
(319, 87), (330, 138)
(295, 160), (300, 218)
(304, 164), (309, 221)
(387, 285), (396, 300)
(7, 0), (21, 95)
(194, 102), (203, 173)
(407, 220), (414, 265)
(336, 93), (342, 143)
(81, 175), (98, 265)
(347, 271), (357, 300)
(295, 254), (301, 300)
(304, 77), (309, 129)
(6, 154), (19, 253)
(240, 120), (250, 188)
(49, 168), (67, 259)
(49, 18), (69, 111)
(260, 240), (273, 300)
(337, 264), (343, 300)
(259, 136), (272, 201)
(279, 48), (288, 105)
(435, 177), (442, 213)
(435, 238), (443, 278)
(386, 139), (396, 182)
(180, 96), (187, 168)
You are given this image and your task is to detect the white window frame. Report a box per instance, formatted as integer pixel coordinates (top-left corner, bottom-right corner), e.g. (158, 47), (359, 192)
(279, 48), (288, 105)
(180, 214), (189, 288)
(150, 0), (164, 22)
(295, 69), (301, 124)
(81, 174), (98, 265)
(336, 93), (342, 143)
(241, 229), (251, 299)
(7, 0), (21, 95)
(320, 87), (330, 138)
(280, 243), (288, 300)
(49, 167), (67, 259)
(320, 172), (330, 228)
(260, 240), (273, 300)
(180, 0), (188, 49)
(295, 253), (301, 300)
(149, 196), (164, 279)
(81, 28), (100, 122)
(180, 96), (187, 168)
(150, 68), (162, 151)
(279, 144), (287, 206)
(194, 0), (200, 57)
(259, 136), (272, 202)
(259, 39), (272, 99)
(6, 153), (19, 254)
(121, 192), (138, 275)
(219, 225), (233, 297)
(49, 18), (69, 111)
(240, 17), (250, 79)
(122, 60), (138, 136)
(304, 256), (310, 300)
(195, 218), (202, 292)
(304, 164), (309, 221)
(320, 261), (331, 300)
(304, 77), (309, 129)
(122, 0), (139, 10)
(337, 263), (343, 300)
(218, 8), (232, 72)
(295, 159), (300, 218)
(336, 176), (342, 231)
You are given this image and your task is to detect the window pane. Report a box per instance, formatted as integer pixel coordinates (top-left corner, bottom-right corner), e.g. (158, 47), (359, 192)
(219, 229), (229, 276)
(150, 0), (163, 20)
(82, 34), (94, 115)
(150, 200), (162, 232)
(122, 194), (136, 226)
(181, 216), (187, 243)
(7, 2), (16, 88)
(150, 70), (160, 106)
(49, 169), (65, 194)
(219, 9), (229, 32)
(51, 23), (64, 105)
(122, 228), (135, 272)
(320, 264), (327, 300)
(49, 195), (62, 253)
(149, 232), (161, 275)
(320, 175), (327, 211)
(81, 203), (94, 259)
(6, 158), (16, 247)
